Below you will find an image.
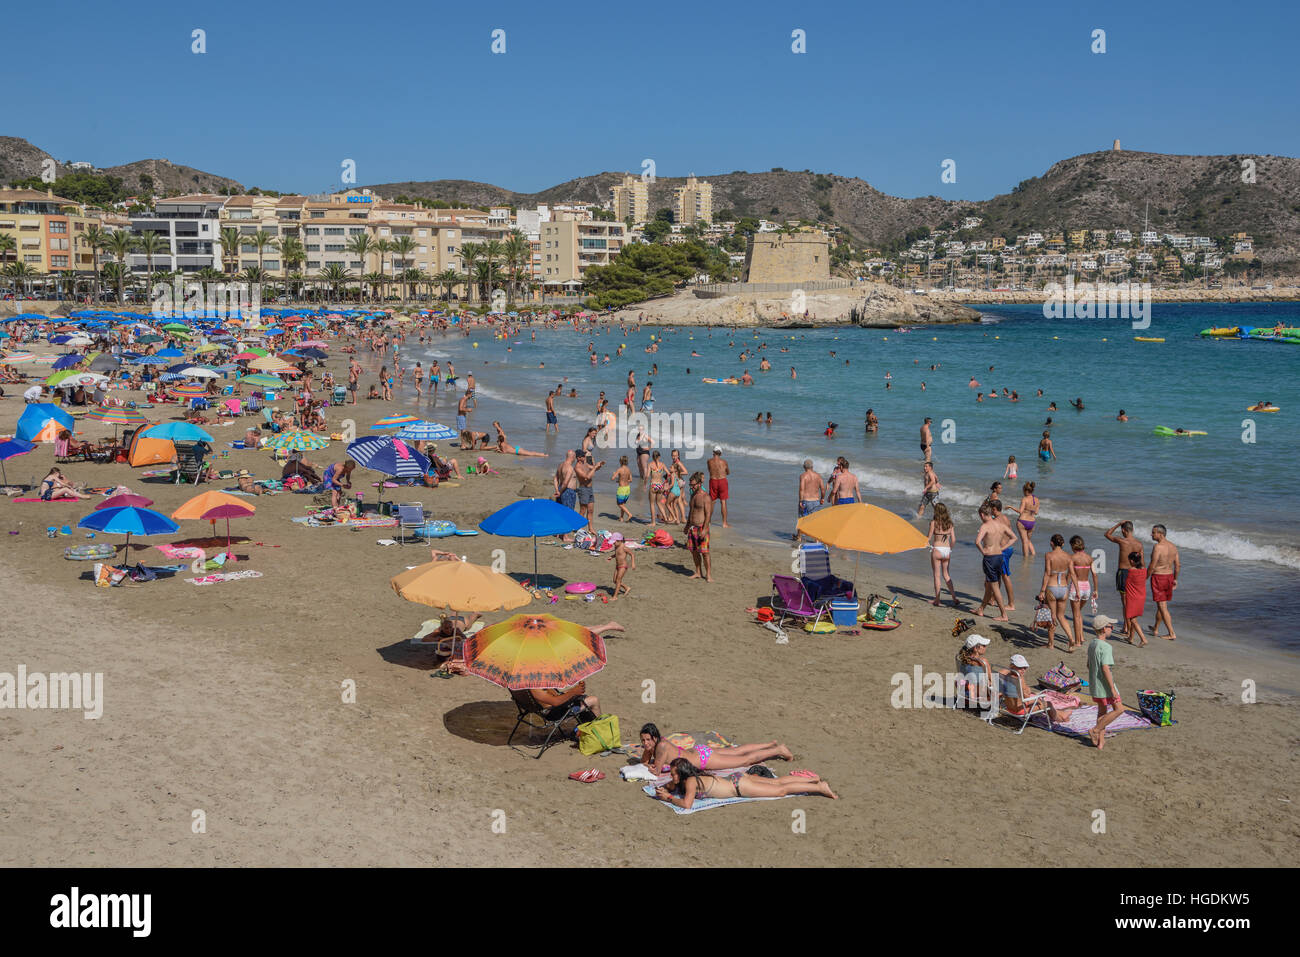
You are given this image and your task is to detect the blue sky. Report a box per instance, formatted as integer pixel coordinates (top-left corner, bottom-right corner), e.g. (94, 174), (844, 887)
(12, 0), (1297, 200)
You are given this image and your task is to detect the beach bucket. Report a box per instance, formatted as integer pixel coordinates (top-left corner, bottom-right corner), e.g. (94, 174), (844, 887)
(829, 600), (860, 628)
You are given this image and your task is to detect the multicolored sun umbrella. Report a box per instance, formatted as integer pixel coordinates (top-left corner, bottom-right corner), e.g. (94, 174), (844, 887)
(83, 405), (148, 442)
(393, 420), (458, 442)
(372, 413), (422, 429)
(461, 614), (609, 691)
(1, 352), (37, 363)
(238, 373), (287, 388)
(0, 437), (35, 485)
(265, 429), (330, 451)
(168, 383), (210, 399)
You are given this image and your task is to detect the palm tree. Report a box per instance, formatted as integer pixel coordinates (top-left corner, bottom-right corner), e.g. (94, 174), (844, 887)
(83, 225), (108, 306)
(134, 231), (168, 304)
(401, 267), (425, 303)
(249, 230), (278, 274)
(278, 235), (305, 282)
(219, 227), (244, 275)
(362, 271), (386, 302)
(0, 233), (15, 271)
(4, 262), (37, 298)
(240, 266), (268, 286)
(390, 236), (417, 302)
(319, 263), (351, 302)
(482, 239), (504, 303)
(458, 242), (482, 303)
(434, 269), (459, 305)
(346, 234), (374, 301)
(99, 262), (127, 303)
(503, 229), (528, 302)
(194, 266), (224, 284)
(103, 230), (139, 305)
(373, 238), (393, 300)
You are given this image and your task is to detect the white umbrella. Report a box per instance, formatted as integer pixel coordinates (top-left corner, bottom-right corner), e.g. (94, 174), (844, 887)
(58, 372), (109, 388)
(65, 335), (93, 346)
(179, 366), (221, 379)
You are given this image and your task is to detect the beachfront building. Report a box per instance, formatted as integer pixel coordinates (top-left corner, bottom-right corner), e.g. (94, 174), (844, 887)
(0, 188), (102, 278)
(128, 193), (226, 275)
(539, 218), (626, 283)
(674, 175), (713, 226)
(611, 174), (649, 225)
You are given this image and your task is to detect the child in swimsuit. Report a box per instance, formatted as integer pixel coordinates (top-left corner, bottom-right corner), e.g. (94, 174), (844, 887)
(608, 538), (635, 600)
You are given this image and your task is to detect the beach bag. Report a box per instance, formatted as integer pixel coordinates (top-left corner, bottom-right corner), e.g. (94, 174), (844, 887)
(1032, 601), (1053, 630)
(575, 714), (622, 755)
(1137, 689), (1176, 727)
(652, 528), (673, 547)
(1041, 661), (1081, 691)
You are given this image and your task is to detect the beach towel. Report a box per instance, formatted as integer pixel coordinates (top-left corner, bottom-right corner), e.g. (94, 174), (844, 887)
(1047, 706), (1154, 738)
(186, 570), (264, 585)
(155, 544), (204, 560)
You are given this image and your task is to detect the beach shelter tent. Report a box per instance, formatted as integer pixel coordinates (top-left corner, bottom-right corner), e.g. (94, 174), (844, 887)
(126, 422), (178, 467)
(15, 403), (74, 443)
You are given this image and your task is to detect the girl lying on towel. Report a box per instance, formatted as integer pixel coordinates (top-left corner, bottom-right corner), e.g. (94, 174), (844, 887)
(639, 723), (792, 775)
(652, 758), (838, 809)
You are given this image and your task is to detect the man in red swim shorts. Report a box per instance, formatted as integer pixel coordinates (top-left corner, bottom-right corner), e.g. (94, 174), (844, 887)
(706, 447), (730, 528)
(1148, 524), (1180, 640)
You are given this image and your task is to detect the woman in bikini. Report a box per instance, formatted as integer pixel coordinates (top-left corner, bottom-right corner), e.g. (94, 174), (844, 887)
(1008, 481), (1040, 557)
(653, 757), (838, 808)
(634, 427), (651, 479)
(1066, 535), (1097, 652)
(39, 468), (90, 501)
(647, 451), (671, 524)
(611, 456), (633, 523)
(667, 451), (688, 523)
(639, 724), (793, 775)
(1036, 533), (1073, 651)
(927, 502), (958, 607)
(491, 421), (546, 458)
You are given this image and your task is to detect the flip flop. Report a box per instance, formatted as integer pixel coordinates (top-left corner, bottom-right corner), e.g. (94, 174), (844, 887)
(790, 769), (818, 779)
(568, 768), (601, 783)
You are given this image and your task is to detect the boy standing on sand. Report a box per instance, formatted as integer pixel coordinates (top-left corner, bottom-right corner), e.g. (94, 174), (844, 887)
(1087, 615), (1124, 749)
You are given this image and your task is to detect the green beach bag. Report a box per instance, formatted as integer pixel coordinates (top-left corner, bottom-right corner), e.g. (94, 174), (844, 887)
(576, 715), (622, 755)
(1136, 689), (1176, 727)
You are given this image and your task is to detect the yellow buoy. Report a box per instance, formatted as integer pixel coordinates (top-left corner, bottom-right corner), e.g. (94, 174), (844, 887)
(472, 342), (479, 348)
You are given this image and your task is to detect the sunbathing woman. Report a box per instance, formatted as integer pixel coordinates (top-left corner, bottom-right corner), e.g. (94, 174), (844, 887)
(653, 757), (838, 809)
(492, 421), (546, 457)
(639, 723), (793, 774)
(39, 468), (91, 501)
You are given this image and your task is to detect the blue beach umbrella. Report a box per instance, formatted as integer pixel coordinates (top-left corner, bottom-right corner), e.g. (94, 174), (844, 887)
(0, 437), (35, 485)
(146, 422), (213, 443)
(347, 435), (430, 508)
(16, 403), (75, 443)
(52, 354), (83, 370)
(479, 498), (589, 579)
(77, 505), (179, 556)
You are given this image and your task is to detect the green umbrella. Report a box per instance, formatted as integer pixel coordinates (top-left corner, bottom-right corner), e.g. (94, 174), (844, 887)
(240, 373), (288, 388)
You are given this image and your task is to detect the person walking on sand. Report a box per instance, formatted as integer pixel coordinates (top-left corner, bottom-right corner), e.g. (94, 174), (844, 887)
(975, 505), (1014, 621)
(607, 536), (635, 600)
(1105, 520), (1143, 633)
(1087, 615), (1125, 750)
(794, 459), (825, 539)
(1123, 551), (1149, 646)
(706, 447), (731, 527)
(920, 417), (933, 463)
(456, 392), (470, 434)
(915, 461), (942, 518)
(1036, 533), (1074, 651)
(928, 502), (958, 607)
(1066, 535), (1098, 652)
(544, 388), (559, 434)
(1148, 524), (1180, 640)
(990, 500), (1016, 611)
(611, 455), (633, 523)
(1007, 481), (1040, 557)
(684, 471), (713, 583)
(574, 451), (604, 527)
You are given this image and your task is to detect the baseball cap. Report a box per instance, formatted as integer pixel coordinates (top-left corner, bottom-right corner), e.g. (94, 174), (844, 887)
(1093, 614), (1118, 630)
(713, 447), (722, 454)
(1009, 653), (1029, 668)
(963, 634), (990, 649)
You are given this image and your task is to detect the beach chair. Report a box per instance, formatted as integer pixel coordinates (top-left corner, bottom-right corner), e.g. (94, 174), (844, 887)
(331, 386), (347, 406)
(244, 393), (263, 414)
(174, 445), (210, 486)
(507, 689), (584, 758)
(799, 543), (855, 602)
(770, 574), (830, 630)
(980, 673), (1052, 734)
(395, 502), (425, 545)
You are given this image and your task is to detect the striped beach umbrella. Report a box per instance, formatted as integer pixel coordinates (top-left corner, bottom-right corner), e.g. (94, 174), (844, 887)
(394, 420), (458, 442)
(84, 406), (148, 427)
(372, 413), (421, 429)
(266, 429), (330, 451)
(239, 373), (287, 388)
(169, 383), (209, 399)
(1, 352), (37, 363)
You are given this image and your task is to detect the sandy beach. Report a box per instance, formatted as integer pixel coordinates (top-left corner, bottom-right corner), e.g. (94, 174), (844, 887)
(1, 332), (1296, 868)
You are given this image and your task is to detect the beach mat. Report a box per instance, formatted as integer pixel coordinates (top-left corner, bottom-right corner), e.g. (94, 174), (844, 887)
(1048, 706), (1154, 738)
(186, 570), (263, 585)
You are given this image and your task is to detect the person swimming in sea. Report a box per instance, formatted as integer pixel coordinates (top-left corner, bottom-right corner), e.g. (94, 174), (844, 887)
(1038, 431), (1056, 461)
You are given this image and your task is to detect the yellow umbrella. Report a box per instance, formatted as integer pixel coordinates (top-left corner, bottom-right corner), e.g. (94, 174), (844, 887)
(796, 503), (929, 553)
(462, 613), (608, 690)
(390, 560), (531, 613)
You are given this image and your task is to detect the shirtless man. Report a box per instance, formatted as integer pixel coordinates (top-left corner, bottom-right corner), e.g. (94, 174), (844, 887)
(554, 448), (578, 511)
(794, 459), (825, 539)
(741, 370), (753, 385)
(625, 370), (635, 409)
(456, 392), (470, 434)
(1105, 520), (1143, 632)
(684, 471), (713, 582)
(574, 452), (604, 527)
(975, 505), (1015, 620)
(865, 408), (878, 433)
(1148, 525), (1180, 640)
(828, 457), (861, 505)
(706, 448), (731, 527)
(920, 417), (933, 463)
(544, 389), (558, 434)
(990, 500), (1016, 611)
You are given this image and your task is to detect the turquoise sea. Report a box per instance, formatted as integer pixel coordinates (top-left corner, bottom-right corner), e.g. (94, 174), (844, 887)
(388, 302), (1300, 653)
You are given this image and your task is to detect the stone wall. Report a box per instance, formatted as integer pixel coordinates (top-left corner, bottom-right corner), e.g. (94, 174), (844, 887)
(741, 231), (831, 284)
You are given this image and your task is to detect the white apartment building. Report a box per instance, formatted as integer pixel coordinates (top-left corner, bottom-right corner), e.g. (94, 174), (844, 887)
(129, 194), (226, 274)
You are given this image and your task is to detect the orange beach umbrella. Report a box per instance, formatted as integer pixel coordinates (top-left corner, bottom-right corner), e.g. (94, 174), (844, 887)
(172, 490), (256, 555)
(461, 613), (608, 691)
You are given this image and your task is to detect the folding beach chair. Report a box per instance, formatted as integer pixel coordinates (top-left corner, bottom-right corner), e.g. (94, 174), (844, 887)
(174, 445), (210, 486)
(395, 502), (425, 545)
(976, 673), (1052, 734)
(507, 689), (586, 759)
(770, 574), (830, 630)
(331, 386), (347, 406)
(799, 542), (855, 603)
